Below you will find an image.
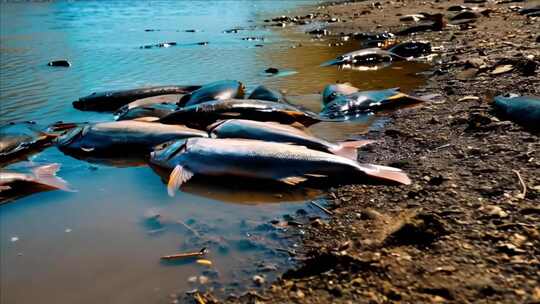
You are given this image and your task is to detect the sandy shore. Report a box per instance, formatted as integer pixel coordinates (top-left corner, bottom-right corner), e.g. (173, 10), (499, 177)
(194, 0), (539, 303)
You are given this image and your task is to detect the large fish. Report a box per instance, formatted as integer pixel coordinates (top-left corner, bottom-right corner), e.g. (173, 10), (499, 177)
(321, 88), (428, 118)
(322, 83), (360, 105)
(114, 94), (182, 120)
(208, 119), (373, 160)
(387, 41), (431, 58)
(178, 80), (245, 107)
(149, 138), (411, 196)
(0, 122), (58, 166)
(0, 163), (71, 204)
(159, 99), (322, 129)
(73, 85), (201, 112)
(56, 120), (207, 156)
(320, 48), (405, 67)
(493, 95), (540, 130)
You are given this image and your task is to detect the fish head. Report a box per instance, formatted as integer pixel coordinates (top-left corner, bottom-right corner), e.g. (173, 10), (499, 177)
(56, 126), (87, 147)
(150, 139), (189, 166)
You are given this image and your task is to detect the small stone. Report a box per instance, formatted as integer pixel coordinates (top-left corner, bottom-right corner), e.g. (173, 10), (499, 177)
(10, 236), (18, 242)
(188, 276), (197, 283)
(491, 64), (514, 75)
(198, 275), (209, 285)
(252, 275), (265, 286)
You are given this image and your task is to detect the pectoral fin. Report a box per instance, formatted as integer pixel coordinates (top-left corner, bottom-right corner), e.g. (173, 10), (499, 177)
(279, 176), (308, 186)
(167, 165), (194, 197)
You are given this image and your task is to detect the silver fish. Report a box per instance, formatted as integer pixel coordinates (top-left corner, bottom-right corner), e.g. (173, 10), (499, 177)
(208, 119), (373, 160)
(149, 138), (411, 196)
(57, 120), (207, 155)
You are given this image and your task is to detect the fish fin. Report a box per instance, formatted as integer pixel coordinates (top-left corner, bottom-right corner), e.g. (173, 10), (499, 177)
(167, 165), (194, 197)
(304, 173), (327, 178)
(31, 163), (73, 191)
(221, 112), (242, 117)
(80, 146), (95, 152)
(206, 120), (227, 134)
(357, 164), (411, 185)
(330, 140), (376, 160)
(279, 176), (308, 186)
(289, 122), (310, 132)
(132, 116), (160, 122)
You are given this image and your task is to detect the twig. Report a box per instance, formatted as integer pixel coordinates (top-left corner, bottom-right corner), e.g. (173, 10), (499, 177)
(176, 219), (201, 238)
(161, 247), (207, 260)
(512, 170), (527, 199)
(309, 200), (333, 216)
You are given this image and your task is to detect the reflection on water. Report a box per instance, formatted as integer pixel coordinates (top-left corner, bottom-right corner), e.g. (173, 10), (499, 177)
(1, 1), (428, 304)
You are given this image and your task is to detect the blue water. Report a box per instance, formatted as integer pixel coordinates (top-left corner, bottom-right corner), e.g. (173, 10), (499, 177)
(0, 1), (428, 304)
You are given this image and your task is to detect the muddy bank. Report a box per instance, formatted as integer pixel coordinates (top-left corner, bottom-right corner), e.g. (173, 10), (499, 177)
(191, 0), (539, 303)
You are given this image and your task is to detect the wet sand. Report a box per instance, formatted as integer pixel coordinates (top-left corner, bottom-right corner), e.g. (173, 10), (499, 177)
(194, 0), (539, 303)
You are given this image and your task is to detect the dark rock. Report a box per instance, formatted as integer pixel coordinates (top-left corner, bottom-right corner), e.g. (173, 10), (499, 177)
(47, 60), (71, 67)
(264, 67), (279, 74)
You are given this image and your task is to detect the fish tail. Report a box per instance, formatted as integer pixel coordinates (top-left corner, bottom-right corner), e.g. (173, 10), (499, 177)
(357, 163), (411, 185)
(330, 140), (376, 160)
(31, 163), (73, 191)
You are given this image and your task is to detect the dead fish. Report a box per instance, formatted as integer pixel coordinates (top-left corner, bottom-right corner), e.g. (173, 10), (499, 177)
(321, 88), (428, 118)
(395, 13), (444, 36)
(73, 85), (201, 112)
(0, 122), (58, 166)
(207, 119), (374, 160)
(56, 120), (207, 156)
(493, 95), (540, 131)
(149, 138), (411, 196)
(178, 80), (245, 107)
(322, 83), (360, 105)
(0, 163), (71, 204)
(160, 99), (322, 129)
(320, 48), (405, 67)
(114, 94), (183, 120)
(387, 41), (431, 58)
(248, 85), (284, 102)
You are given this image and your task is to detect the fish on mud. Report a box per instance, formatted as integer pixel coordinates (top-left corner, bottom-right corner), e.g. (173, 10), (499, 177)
(56, 120), (208, 156)
(208, 119), (374, 160)
(73, 85), (201, 112)
(159, 99), (322, 129)
(321, 88), (428, 118)
(322, 83), (360, 105)
(0, 163), (72, 204)
(386, 41), (432, 58)
(149, 138), (411, 196)
(493, 95), (540, 130)
(115, 103), (179, 121)
(178, 80), (245, 107)
(320, 48), (405, 67)
(1, 122), (59, 166)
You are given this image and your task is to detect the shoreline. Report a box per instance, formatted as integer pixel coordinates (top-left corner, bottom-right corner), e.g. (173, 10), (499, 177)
(199, 0), (539, 303)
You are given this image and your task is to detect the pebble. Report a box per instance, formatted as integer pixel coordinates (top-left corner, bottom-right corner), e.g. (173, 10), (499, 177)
(252, 275), (265, 286)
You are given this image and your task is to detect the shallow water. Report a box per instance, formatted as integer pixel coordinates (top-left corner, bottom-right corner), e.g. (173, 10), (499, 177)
(1, 1), (427, 303)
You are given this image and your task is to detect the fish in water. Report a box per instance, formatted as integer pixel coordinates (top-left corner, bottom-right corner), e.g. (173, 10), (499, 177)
(114, 94), (183, 116)
(56, 120), (208, 156)
(149, 138), (411, 196)
(387, 41), (432, 58)
(0, 121), (58, 166)
(248, 85), (284, 102)
(0, 163), (72, 204)
(208, 119), (374, 160)
(178, 80), (245, 107)
(322, 83), (360, 105)
(320, 48), (405, 67)
(160, 99), (322, 129)
(493, 95), (540, 131)
(73, 85), (201, 112)
(321, 88), (428, 118)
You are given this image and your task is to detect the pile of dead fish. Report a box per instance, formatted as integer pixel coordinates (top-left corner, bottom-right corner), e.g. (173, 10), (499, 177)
(2, 79), (433, 204)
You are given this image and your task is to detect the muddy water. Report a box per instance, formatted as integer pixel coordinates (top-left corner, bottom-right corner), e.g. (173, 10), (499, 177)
(1, 2), (427, 304)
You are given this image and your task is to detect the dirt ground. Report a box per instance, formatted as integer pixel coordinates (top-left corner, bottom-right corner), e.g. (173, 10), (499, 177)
(194, 0), (539, 303)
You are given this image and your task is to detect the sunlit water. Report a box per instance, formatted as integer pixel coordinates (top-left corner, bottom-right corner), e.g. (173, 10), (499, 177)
(1, 1), (428, 304)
